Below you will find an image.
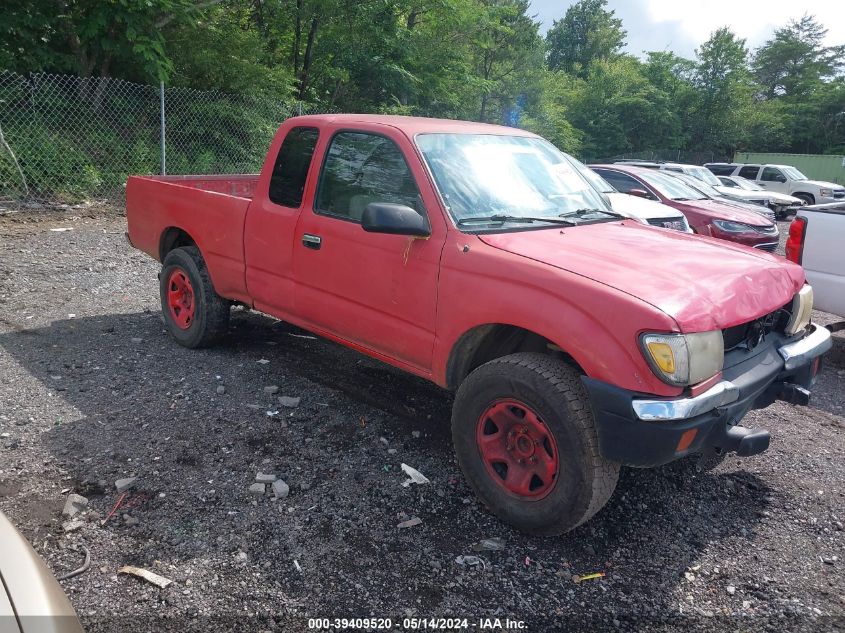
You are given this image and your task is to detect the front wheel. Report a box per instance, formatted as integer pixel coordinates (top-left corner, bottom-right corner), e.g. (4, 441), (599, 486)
(160, 246), (230, 348)
(451, 353), (619, 535)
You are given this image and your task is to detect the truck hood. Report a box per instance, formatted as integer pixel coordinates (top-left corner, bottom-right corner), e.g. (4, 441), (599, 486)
(714, 186), (768, 202)
(760, 190), (803, 204)
(478, 221), (804, 331)
(801, 179), (844, 190)
(682, 199), (773, 225)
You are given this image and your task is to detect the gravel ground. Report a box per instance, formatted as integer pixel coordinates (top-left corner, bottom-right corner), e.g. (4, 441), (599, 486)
(0, 210), (842, 632)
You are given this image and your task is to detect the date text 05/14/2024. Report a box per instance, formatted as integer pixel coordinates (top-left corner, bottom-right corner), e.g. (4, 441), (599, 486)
(307, 618), (527, 630)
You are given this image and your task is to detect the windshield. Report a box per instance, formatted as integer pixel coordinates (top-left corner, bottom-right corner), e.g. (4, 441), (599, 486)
(564, 155), (615, 193)
(732, 177), (763, 191)
(415, 134), (613, 227)
(782, 166), (807, 180)
(640, 170), (707, 201)
(672, 172), (722, 198)
(687, 166), (721, 187)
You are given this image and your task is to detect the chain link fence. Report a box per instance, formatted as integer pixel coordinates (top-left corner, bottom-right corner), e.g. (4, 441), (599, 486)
(0, 71), (330, 211)
(602, 149), (732, 166)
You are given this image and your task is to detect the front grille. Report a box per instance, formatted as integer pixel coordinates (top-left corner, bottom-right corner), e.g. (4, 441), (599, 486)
(647, 217), (689, 232)
(754, 223), (778, 235)
(722, 305), (790, 352)
(754, 242), (778, 252)
(834, 190), (845, 200)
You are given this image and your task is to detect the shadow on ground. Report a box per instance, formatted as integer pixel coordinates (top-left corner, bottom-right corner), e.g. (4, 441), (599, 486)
(0, 310), (774, 626)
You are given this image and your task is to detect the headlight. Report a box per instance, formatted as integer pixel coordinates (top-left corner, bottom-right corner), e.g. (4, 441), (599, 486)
(785, 285), (813, 336)
(641, 330), (724, 386)
(712, 219), (753, 233)
(819, 188), (832, 197)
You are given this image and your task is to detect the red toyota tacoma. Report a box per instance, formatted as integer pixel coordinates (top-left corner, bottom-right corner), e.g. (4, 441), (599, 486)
(126, 115), (832, 535)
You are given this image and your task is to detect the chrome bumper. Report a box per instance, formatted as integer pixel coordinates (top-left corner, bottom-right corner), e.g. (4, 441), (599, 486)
(633, 381), (739, 422)
(778, 323), (832, 370)
(632, 324), (832, 422)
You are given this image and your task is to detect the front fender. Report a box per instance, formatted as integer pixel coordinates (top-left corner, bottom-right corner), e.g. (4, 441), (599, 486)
(432, 239), (683, 397)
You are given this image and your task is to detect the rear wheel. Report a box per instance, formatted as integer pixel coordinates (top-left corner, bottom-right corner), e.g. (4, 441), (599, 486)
(160, 246), (230, 348)
(452, 353), (619, 535)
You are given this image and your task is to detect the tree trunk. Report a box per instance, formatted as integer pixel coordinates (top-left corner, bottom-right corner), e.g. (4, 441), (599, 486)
(297, 16), (319, 100)
(293, 0), (303, 75)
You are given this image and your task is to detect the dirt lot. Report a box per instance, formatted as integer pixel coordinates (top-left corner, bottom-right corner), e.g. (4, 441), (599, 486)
(0, 208), (843, 632)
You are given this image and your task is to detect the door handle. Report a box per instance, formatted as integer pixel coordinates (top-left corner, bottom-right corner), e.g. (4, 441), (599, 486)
(302, 233), (322, 250)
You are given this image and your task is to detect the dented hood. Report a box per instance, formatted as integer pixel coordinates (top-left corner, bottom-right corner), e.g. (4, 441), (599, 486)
(478, 221), (805, 332)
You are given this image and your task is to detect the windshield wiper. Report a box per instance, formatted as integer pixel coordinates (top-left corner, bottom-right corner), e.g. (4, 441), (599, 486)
(559, 208), (625, 220)
(457, 214), (576, 227)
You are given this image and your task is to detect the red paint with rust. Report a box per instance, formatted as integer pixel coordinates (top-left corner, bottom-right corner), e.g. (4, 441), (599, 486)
(126, 115), (806, 401)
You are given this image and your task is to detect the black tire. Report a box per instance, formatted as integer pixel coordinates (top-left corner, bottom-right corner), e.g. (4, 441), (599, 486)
(794, 192), (815, 206)
(159, 246), (230, 348)
(452, 353), (619, 535)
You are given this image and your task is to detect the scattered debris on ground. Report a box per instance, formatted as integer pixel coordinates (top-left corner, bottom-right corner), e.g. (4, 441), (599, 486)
(0, 211), (842, 631)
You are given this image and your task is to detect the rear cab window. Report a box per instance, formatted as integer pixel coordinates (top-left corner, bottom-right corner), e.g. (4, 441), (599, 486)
(315, 131), (424, 222)
(269, 127), (320, 208)
(738, 165), (760, 180)
(706, 164), (735, 176)
(594, 169), (651, 197)
(761, 167), (785, 182)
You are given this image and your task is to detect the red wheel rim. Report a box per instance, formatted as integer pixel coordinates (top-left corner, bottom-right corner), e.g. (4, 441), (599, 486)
(166, 268), (195, 330)
(476, 399), (559, 500)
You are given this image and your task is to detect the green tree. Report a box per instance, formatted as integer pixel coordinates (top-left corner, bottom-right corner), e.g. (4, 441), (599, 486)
(0, 0), (224, 82)
(691, 27), (752, 154)
(545, 0), (626, 78)
(753, 15), (845, 98)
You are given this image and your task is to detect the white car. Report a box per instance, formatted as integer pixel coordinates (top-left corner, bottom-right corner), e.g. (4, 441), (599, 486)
(568, 158), (692, 231)
(706, 162), (845, 206)
(786, 202), (845, 323)
(717, 175), (804, 219)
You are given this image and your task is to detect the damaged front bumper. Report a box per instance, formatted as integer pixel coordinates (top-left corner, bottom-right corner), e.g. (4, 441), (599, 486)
(583, 324), (832, 468)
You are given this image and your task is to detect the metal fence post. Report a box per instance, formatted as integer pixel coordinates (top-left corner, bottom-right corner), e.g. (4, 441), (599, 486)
(159, 81), (166, 175)
(296, 101), (302, 117)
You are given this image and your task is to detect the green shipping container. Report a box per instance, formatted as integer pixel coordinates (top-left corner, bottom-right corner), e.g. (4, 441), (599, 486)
(733, 152), (845, 186)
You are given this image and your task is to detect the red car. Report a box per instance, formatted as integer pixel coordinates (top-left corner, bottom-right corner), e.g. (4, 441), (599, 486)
(126, 115), (830, 535)
(591, 164), (780, 251)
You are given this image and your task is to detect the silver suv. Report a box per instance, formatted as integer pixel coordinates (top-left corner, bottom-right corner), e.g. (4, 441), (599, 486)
(705, 163), (845, 206)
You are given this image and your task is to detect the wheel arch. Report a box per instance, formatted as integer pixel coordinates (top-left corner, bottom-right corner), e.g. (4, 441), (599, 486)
(159, 226), (199, 262)
(444, 323), (586, 391)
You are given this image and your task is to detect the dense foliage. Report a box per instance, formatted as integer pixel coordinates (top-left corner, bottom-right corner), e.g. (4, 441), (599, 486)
(2, 0), (844, 162)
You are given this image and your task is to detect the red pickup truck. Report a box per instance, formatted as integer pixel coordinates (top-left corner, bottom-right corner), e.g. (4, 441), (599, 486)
(126, 115), (832, 535)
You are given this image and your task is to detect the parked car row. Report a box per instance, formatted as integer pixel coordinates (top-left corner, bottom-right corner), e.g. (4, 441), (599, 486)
(615, 159), (805, 220)
(589, 163), (779, 250)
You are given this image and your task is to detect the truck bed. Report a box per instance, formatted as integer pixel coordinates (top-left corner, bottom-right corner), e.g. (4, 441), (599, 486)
(126, 174), (257, 304)
(800, 204), (845, 319)
(140, 174), (259, 199)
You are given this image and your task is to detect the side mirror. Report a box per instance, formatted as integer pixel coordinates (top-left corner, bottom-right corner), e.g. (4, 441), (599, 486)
(361, 202), (431, 237)
(777, 175), (786, 183)
(628, 188), (651, 199)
